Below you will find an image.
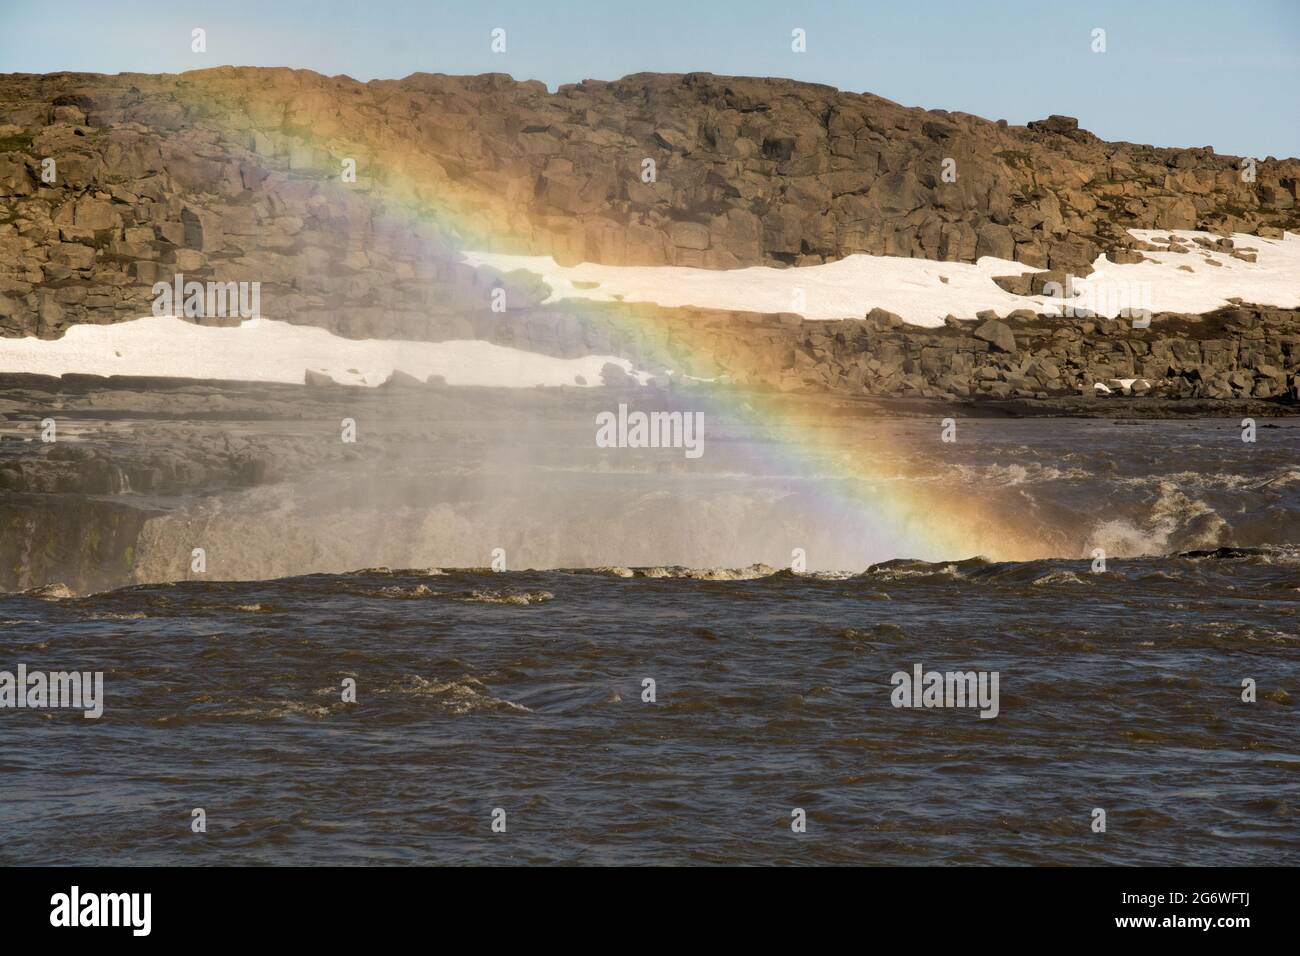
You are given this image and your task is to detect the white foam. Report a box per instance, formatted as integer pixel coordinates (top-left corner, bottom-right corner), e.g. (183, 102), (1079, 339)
(465, 229), (1300, 326)
(0, 314), (645, 388)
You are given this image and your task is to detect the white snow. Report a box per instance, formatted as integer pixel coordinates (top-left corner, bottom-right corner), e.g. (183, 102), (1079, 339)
(465, 229), (1300, 327)
(1068, 229), (1300, 318)
(465, 249), (1040, 327)
(0, 315), (646, 388)
(3, 229), (1296, 387)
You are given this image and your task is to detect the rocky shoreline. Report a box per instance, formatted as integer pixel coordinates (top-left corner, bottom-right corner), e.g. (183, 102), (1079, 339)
(2, 297), (1298, 408)
(749, 301), (1300, 402)
(330, 298), (1296, 406)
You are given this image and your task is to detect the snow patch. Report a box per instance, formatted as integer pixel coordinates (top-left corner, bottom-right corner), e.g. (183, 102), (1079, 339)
(466, 249), (1039, 327)
(0, 315), (648, 388)
(465, 230), (1300, 326)
(1066, 229), (1300, 318)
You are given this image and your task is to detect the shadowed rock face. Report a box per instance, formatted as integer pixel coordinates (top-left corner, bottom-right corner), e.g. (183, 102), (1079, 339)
(1, 67), (1298, 342)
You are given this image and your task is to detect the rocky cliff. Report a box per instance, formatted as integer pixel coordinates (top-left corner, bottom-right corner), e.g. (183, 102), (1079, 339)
(2, 66), (1299, 346)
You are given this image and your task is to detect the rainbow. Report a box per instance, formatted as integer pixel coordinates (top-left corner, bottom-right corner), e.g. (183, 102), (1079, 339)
(161, 72), (1064, 564)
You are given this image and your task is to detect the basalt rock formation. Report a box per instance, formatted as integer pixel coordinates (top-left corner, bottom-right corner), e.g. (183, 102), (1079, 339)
(1, 67), (1299, 344)
(479, 300), (1300, 402)
(766, 303), (1300, 401)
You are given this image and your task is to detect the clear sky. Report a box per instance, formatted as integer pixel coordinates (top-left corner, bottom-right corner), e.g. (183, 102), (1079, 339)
(2, 0), (1297, 158)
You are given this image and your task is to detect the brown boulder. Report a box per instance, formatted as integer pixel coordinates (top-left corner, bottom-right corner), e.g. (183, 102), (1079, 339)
(973, 319), (1017, 354)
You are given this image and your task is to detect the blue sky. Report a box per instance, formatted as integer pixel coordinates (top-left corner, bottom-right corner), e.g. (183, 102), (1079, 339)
(2, 0), (1297, 158)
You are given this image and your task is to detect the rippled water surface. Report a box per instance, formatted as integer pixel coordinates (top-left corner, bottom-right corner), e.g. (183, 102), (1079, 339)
(2, 548), (1296, 865)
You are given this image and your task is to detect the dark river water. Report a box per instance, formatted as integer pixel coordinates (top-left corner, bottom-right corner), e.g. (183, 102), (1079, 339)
(2, 549), (1296, 865)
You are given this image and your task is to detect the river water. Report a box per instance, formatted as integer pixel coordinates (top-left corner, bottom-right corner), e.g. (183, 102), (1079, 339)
(1, 410), (1297, 864)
